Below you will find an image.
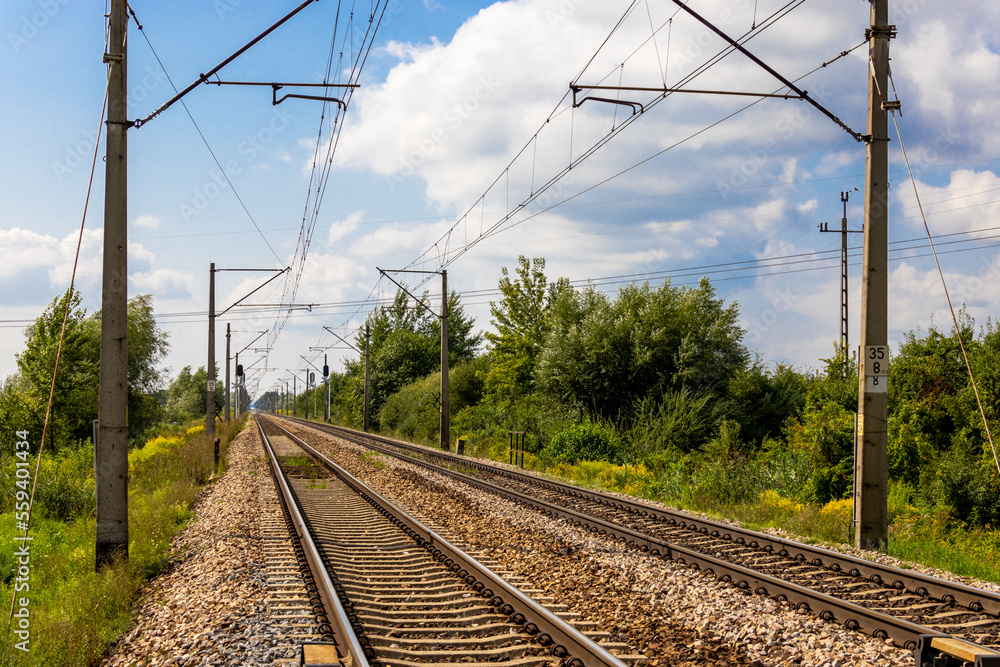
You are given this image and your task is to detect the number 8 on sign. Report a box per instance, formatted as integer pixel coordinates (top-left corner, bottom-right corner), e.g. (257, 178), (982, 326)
(864, 345), (888, 394)
(865, 346), (888, 376)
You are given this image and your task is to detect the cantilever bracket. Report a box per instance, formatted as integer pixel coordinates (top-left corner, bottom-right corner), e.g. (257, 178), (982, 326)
(271, 84), (346, 110)
(202, 80), (358, 111)
(866, 24), (898, 40)
(571, 86), (644, 116)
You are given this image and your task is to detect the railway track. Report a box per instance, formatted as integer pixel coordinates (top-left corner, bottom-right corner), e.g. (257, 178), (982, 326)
(273, 415), (1000, 667)
(254, 415), (637, 667)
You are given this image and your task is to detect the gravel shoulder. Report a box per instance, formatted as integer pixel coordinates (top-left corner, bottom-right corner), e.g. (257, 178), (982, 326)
(102, 424), (311, 667)
(281, 420), (913, 667)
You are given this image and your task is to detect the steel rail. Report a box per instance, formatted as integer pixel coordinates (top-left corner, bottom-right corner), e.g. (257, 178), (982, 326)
(277, 416), (1000, 662)
(261, 416), (628, 667)
(290, 417), (1000, 617)
(255, 418), (371, 667)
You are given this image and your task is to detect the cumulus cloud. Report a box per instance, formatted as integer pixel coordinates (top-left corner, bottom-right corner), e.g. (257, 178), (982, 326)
(132, 269), (196, 300)
(135, 214), (161, 229)
(327, 211), (364, 245)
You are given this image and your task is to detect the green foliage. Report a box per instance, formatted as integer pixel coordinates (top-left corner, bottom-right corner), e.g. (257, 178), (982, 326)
(785, 401), (855, 503)
(337, 289), (480, 429)
(165, 365), (221, 424)
(722, 360), (810, 448)
(537, 278), (749, 421)
(452, 391), (575, 456)
(0, 441), (95, 521)
(121, 294), (170, 436)
(885, 314), (1000, 528)
(9, 291), (169, 447)
(543, 420), (626, 465)
(379, 372), (441, 443)
(0, 415), (247, 667)
(15, 290), (99, 442)
(379, 358), (491, 444)
(626, 388), (718, 463)
(482, 256), (565, 401)
(0, 379), (49, 453)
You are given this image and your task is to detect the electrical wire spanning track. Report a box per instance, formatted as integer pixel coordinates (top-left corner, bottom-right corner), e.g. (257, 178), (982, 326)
(255, 415), (631, 667)
(276, 416), (1000, 667)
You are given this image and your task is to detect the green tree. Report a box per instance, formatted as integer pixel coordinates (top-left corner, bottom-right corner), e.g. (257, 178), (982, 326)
(165, 366), (216, 423)
(537, 278), (749, 420)
(338, 288), (480, 428)
(482, 256), (566, 400)
(0, 376), (50, 453)
(15, 290), (100, 443)
(120, 294), (170, 436)
(13, 291), (170, 445)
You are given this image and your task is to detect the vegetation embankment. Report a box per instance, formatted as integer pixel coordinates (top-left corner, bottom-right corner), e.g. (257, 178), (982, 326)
(0, 288), (252, 665)
(0, 417), (246, 667)
(267, 256), (1000, 584)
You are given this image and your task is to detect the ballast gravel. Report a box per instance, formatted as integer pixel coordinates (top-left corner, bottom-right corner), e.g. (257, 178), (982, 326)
(279, 419), (915, 667)
(102, 425), (311, 667)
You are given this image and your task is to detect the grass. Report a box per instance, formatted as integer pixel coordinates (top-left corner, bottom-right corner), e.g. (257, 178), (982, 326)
(359, 451), (386, 470)
(0, 415), (247, 666)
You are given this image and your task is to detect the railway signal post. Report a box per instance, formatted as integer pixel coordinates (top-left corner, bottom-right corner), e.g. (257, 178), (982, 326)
(855, 0), (893, 551)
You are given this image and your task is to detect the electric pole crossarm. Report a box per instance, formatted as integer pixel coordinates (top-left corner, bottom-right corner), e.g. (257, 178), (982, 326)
(377, 268), (438, 317)
(216, 267), (289, 318)
(133, 0), (320, 128)
(666, 0), (864, 142)
(300, 355), (323, 374)
(323, 326), (361, 354)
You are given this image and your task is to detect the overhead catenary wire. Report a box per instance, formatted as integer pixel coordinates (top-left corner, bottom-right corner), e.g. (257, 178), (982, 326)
(267, 0), (392, 366)
(398, 1), (834, 292)
(888, 93), (1000, 477)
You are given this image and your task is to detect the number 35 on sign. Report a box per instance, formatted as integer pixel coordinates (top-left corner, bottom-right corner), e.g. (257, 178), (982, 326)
(865, 345), (888, 393)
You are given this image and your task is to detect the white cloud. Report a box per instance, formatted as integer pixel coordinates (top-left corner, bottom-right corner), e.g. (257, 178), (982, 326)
(896, 169), (1000, 237)
(135, 214), (161, 229)
(132, 269), (196, 300)
(895, 20), (1000, 153)
(327, 211), (364, 245)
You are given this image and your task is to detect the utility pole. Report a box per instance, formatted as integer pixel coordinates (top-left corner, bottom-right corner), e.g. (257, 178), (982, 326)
(820, 191), (861, 378)
(225, 323), (231, 421)
(364, 324), (370, 432)
(207, 263), (216, 437)
(855, 0), (894, 551)
(293, 375), (297, 417)
(440, 270), (450, 451)
(96, 0), (128, 569)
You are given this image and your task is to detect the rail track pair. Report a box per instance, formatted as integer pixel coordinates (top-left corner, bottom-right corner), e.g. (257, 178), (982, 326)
(256, 415), (634, 667)
(264, 414), (1000, 667)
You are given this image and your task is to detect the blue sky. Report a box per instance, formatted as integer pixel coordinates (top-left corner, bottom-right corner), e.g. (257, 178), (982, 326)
(2, 0), (999, 401)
